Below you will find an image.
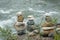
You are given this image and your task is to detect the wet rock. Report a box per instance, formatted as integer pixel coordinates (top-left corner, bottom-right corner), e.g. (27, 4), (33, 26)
(33, 30), (39, 34)
(17, 34), (27, 40)
(28, 32), (36, 37)
(17, 30), (26, 35)
(42, 22), (54, 27)
(27, 25), (36, 32)
(16, 12), (24, 22)
(28, 30), (39, 37)
(15, 22), (26, 31)
(28, 34), (40, 40)
(41, 37), (54, 40)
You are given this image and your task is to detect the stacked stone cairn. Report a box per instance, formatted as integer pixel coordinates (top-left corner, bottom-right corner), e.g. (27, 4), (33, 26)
(14, 12), (26, 40)
(27, 15), (40, 40)
(14, 12), (55, 40)
(41, 15), (55, 40)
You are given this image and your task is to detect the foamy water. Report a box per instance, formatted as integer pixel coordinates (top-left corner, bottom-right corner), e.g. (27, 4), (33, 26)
(0, 8), (58, 28)
(0, 16), (16, 27)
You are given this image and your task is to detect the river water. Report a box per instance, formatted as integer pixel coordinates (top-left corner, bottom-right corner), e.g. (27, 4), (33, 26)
(0, 0), (60, 33)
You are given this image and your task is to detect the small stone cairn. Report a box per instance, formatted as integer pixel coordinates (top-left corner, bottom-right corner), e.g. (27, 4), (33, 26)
(14, 12), (55, 40)
(14, 12), (27, 40)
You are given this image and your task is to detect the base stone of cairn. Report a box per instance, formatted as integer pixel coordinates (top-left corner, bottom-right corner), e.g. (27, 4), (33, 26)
(41, 37), (54, 40)
(27, 30), (40, 40)
(17, 34), (27, 40)
(28, 34), (40, 40)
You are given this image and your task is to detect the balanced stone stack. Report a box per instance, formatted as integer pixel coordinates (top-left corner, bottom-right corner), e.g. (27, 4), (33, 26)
(41, 15), (55, 39)
(14, 12), (26, 40)
(27, 15), (35, 32)
(27, 15), (40, 40)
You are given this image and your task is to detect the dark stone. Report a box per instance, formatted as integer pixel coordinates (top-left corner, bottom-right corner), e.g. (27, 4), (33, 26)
(27, 20), (35, 25)
(27, 20), (35, 32)
(17, 30), (26, 35)
(41, 34), (48, 37)
(27, 25), (35, 32)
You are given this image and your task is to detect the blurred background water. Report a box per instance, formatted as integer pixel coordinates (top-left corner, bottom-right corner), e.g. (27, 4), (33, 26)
(0, 0), (60, 33)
